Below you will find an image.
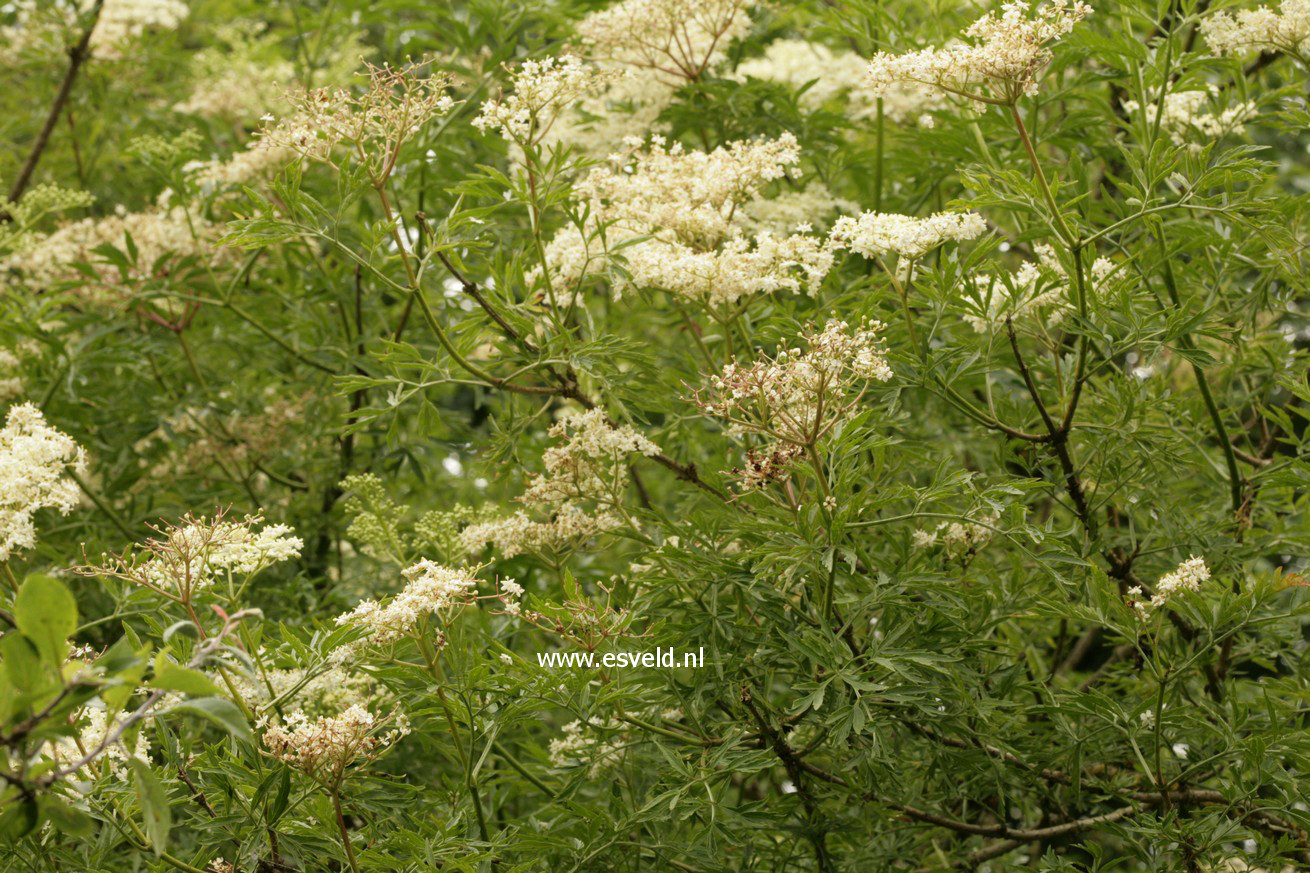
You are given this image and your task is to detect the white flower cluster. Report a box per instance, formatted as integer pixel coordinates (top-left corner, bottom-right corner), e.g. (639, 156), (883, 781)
(700, 320), (892, 467)
(1, 0), (188, 63)
(829, 210), (988, 261)
(548, 718), (626, 776)
(1, 205), (226, 292)
(1200, 0), (1310, 58)
(584, 133), (801, 245)
(521, 408), (661, 505)
(1129, 556), (1211, 614)
(185, 145), (295, 190)
(333, 560), (478, 657)
(733, 39), (945, 125)
(226, 663), (385, 716)
(261, 704), (410, 785)
(1122, 89), (1258, 148)
(461, 410), (659, 559)
(964, 244), (1113, 332)
(864, 0), (1092, 103)
(540, 133), (838, 306)
(473, 55), (620, 143)
(0, 403), (86, 561)
(258, 61), (454, 167)
(577, 0), (756, 80)
(43, 704), (151, 781)
(127, 514), (302, 597)
(174, 25), (298, 123)
(459, 506), (624, 560)
(912, 513), (999, 557)
(90, 0), (189, 58)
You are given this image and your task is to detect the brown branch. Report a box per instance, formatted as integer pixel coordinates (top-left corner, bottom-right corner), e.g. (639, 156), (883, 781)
(5, 0), (103, 209)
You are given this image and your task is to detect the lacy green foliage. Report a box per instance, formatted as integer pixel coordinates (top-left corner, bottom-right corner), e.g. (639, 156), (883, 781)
(2, 0), (1310, 872)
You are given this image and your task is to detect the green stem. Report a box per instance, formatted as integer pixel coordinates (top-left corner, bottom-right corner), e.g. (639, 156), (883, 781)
(1009, 102), (1075, 246)
(1156, 234), (1243, 517)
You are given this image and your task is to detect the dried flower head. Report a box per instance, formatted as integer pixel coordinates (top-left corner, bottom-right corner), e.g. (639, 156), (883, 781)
(698, 319), (892, 453)
(0, 403), (86, 561)
(864, 0), (1092, 104)
(258, 60), (454, 174)
(79, 510), (302, 601)
(261, 704), (409, 787)
(577, 0), (756, 80)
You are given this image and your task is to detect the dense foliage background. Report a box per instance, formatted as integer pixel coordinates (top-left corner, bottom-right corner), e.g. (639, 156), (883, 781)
(2, 0), (1309, 870)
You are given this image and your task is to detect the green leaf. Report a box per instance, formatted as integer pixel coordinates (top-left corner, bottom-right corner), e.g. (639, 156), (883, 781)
(161, 697), (252, 742)
(149, 655), (223, 698)
(128, 758), (170, 855)
(38, 796), (96, 837)
(15, 574), (78, 664)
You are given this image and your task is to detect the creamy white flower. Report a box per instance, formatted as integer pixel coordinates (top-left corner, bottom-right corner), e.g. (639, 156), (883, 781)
(474, 55), (620, 143)
(577, 0), (756, 80)
(829, 210), (987, 261)
(261, 704), (409, 785)
(334, 561), (478, 653)
(1122, 88), (1258, 147)
(864, 0), (1092, 102)
(1200, 0), (1310, 57)
(0, 403), (86, 561)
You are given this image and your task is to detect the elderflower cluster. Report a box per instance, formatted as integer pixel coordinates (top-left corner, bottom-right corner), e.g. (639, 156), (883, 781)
(225, 663), (387, 717)
(1200, 0), (1310, 58)
(577, 0), (756, 80)
(1128, 556), (1211, 614)
(1122, 89), (1259, 148)
(42, 704), (151, 781)
(539, 133), (837, 306)
(700, 320), (892, 470)
(864, 0), (1092, 103)
(548, 719), (627, 776)
(912, 513), (999, 557)
(261, 704), (410, 785)
(174, 24), (298, 122)
(460, 506), (625, 560)
(473, 55), (620, 144)
(521, 408), (661, 505)
(829, 210), (988, 263)
(733, 39), (945, 125)
(1, 0), (188, 63)
(185, 145), (295, 190)
(83, 512), (301, 599)
(258, 61), (454, 170)
(583, 133), (801, 245)
(333, 560), (478, 657)
(1, 206), (226, 292)
(0, 403), (86, 561)
(964, 244), (1113, 332)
